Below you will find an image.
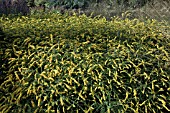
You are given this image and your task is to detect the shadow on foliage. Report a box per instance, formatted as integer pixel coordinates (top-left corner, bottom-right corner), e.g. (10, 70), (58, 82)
(0, 26), (7, 85)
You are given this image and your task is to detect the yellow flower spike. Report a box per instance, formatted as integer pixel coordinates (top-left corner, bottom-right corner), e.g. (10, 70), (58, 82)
(98, 64), (104, 71)
(64, 83), (72, 90)
(71, 77), (80, 86)
(102, 91), (106, 101)
(43, 96), (48, 101)
(123, 91), (129, 103)
(38, 98), (41, 107)
(47, 106), (52, 113)
(133, 89), (137, 100)
(151, 80), (157, 93)
(158, 98), (166, 106)
(50, 34), (53, 44)
(78, 91), (86, 100)
(60, 96), (64, 106)
(31, 100), (35, 107)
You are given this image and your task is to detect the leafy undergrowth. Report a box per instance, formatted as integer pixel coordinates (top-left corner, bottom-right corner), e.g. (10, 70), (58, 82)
(0, 13), (170, 113)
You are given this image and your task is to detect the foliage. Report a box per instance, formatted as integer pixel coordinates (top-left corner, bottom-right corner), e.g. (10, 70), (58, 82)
(27, 0), (89, 10)
(0, 13), (170, 112)
(26, 0), (153, 10)
(0, 0), (30, 15)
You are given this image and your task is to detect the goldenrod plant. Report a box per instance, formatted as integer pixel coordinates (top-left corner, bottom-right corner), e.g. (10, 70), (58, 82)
(0, 13), (169, 112)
